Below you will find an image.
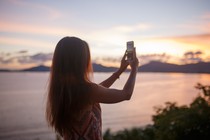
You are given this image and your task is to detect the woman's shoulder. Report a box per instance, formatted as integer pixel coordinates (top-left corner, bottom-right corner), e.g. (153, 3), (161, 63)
(88, 82), (98, 88)
(87, 82), (99, 93)
(86, 82), (101, 103)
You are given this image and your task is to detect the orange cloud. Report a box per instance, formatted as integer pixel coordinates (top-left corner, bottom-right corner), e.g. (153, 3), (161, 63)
(0, 21), (79, 37)
(152, 34), (210, 59)
(0, 36), (52, 48)
(172, 34), (210, 47)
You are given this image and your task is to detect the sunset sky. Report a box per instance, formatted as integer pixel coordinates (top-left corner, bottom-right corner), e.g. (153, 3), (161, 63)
(0, 0), (210, 69)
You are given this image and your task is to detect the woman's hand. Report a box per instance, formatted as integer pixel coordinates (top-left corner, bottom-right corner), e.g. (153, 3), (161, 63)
(99, 51), (129, 88)
(119, 52), (129, 72)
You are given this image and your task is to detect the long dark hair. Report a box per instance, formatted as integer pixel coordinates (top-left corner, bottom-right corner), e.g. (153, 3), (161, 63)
(46, 37), (93, 136)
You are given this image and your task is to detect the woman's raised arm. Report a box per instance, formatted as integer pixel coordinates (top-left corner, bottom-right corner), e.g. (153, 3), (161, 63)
(91, 48), (139, 103)
(99, 52), (129, 88)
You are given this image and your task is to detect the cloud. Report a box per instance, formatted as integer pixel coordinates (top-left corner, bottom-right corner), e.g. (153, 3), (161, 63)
(93, 53), (172, 67)
(138, 53), (172, 65)
(0, 22), (152, 50)
(149, 33), (210, 59)
(182, 51), (204, 64)
(17, 50), (28, 54)
(87, 23), (153, 47)
(18, 52), (53, 64)
(154, 33), (210, 47)
(93, 50), (208, 66)
(29, 53), (53, 63)
(113, 23), (152, 33)
(172, 34), (210, 46)
(0, 52), (53, 66)
(0, 21), (80, 37)
(0, 49), (209, 69)
(0, 51), (171, 69)
(178, 21), (210, 33)
(0, 36), (53, 48)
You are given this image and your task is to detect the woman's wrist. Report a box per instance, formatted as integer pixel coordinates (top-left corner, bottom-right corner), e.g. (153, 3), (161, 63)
(112, 73), (119, 79)
(113, 69), (122, 79)
(131, 66), (138, 73)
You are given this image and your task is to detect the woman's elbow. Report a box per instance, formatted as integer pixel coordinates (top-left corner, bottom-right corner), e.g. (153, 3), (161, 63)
(124, 92), (132, 100)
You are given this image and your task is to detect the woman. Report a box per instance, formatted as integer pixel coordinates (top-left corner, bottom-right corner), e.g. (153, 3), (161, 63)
(46, 36), (139, 140)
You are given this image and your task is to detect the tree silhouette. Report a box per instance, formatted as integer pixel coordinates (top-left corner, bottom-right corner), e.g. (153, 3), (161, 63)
(103, 83), (210, 140)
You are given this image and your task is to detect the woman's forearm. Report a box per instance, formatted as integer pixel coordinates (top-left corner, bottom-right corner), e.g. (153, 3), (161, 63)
(123, 68), (138, 100)
(99, 69), (123, 88)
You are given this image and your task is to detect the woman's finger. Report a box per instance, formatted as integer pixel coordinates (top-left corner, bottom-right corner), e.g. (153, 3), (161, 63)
(133, 47), (136, 59)
(122, 50), (127, 61)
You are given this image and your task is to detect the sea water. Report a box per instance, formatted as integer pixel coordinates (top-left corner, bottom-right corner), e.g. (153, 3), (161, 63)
(0, 72), (209, 140)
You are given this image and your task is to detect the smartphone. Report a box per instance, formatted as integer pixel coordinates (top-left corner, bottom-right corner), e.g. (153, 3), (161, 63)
(126, 41), (134, 61)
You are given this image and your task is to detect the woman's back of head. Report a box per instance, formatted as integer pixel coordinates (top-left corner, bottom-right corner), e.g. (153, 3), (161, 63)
(52, 36), (92, 82)
(46, 36), (93, 136)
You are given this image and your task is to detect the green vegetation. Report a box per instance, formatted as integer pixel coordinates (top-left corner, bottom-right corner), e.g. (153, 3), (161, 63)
(103, 83), (210, 140)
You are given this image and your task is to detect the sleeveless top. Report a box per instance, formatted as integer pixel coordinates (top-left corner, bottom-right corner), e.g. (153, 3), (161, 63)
(64, 103), (102, 140)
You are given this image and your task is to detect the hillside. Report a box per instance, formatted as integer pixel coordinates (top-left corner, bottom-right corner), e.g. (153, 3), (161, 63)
(23, 65), (50, 72)
(20, 63), (118, 72)
(138, 61), (210, 73)
(0, 61), (210, 73)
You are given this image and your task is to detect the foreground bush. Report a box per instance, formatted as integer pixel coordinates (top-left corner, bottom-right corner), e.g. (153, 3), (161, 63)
(103, 83), (210, 140)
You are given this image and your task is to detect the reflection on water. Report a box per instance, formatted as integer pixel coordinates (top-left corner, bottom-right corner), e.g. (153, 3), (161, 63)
(0, 72), (209, 139)
(95, 72), (210, 131)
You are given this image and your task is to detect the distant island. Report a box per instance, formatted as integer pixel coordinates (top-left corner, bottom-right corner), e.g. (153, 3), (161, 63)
(138, 61), (210, 73)
(0, 61), (210, 73)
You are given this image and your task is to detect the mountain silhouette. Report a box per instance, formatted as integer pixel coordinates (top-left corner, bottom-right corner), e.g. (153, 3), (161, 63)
(138, 61), (210, 73)
(23, 65), (50, 71)
(1, 61), (210, 73)
(92, 63), (118, 72)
